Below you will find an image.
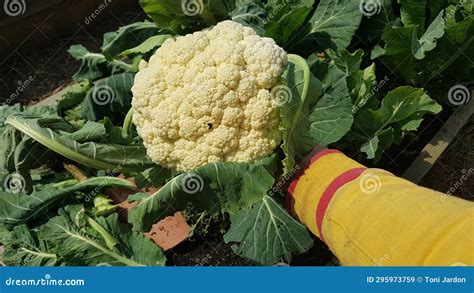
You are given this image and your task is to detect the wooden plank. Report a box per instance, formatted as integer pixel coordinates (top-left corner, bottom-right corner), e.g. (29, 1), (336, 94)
(33, 86), (67, 107)
(403, 100), (474, 184)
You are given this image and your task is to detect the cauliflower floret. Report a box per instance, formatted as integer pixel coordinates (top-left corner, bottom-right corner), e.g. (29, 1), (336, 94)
(132, 20), (287, 172)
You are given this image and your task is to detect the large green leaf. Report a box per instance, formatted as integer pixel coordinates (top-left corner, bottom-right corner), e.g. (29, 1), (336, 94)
(55, 81), (93, 113)
(223, 195), (313, 265)
(139, 0), (230, 34)
(134, 166), (174, 190)
(278, 54), (321, 172)
(264, 0), (314, 46)
(347, 86), (442, 160)
(5, 115), (155, 172)
(306, 57), (354, 147)
(0, 128), (59, 193)
(371, 23), (418, 83)
(420, 9), (474, 85)
(0, 177), (134, 228)
(399, 0), (428, 30)
(128, 155), (277, 232)
(80, 73), (135, 124)
(120, 34), (173, 57)
(229, 0), (267, 35)
(278, 54), (353, 172)
(356, 0), (395, 45)
(371, 11), (446, 83)
(101, 21), (162, 58)
(412, 11), (446, 59)
(0, 105), (62, 192)
(328, 49), (377, 107)
(68, 45), (132, 82)
(289, 0), (362, 53)
(0, 104), (57, 131)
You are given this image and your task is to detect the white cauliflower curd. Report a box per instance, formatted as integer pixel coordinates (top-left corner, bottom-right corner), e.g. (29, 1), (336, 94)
(131, 20), (287, 172)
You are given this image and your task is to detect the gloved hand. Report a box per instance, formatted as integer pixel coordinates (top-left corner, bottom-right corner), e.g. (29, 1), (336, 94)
(286, 148), (473, 266)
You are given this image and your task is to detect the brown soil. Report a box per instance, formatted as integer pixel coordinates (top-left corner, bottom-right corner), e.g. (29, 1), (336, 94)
(421, 116), (474, 200)
(0, 7), (146, 105)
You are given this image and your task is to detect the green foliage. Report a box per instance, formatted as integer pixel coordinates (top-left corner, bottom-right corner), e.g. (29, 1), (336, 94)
(4, 115), (155, 173)
(128, 154), (314, 264)
(288, 0), (363, 54)
(264, 0), (315, 45)
(1, 225), (59, 266)
(68, 45), (132, 82)
(56, 81), (93, 113)
(229, 0), (267, 35)
(0, 177), (134, 228)
(120, 34), (172, 57)
(139, 0), (231, 33)
(371, 1), (473, 90)
(80, 73), (135, 124)
(2, 206), (165, 266)
(133, 166), (174, 190)
(278, 54), (353, 172)
(224, 195), (313, 265)
(101, 21), (163, 58)
(128, 155), (278, 232)
(343, 86), (442, 160)
(399, 0), (428, 30)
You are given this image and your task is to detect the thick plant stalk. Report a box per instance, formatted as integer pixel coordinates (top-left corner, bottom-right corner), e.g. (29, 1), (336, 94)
(63, 163), (88, 182)
(287, 149), (473, 266)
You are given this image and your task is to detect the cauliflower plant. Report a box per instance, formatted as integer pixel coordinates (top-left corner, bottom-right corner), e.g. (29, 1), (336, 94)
(132, 20), (287, 172)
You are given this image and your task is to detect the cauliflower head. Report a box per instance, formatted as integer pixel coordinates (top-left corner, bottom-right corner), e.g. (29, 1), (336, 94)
(132, 20), (287, 172)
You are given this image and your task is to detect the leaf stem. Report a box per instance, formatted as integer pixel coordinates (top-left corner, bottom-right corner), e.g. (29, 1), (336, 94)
(122, 108), (134, 138)
(85, 215), (119, 250)
(200, 7), (217, 24)
(19, 248), (57, 260)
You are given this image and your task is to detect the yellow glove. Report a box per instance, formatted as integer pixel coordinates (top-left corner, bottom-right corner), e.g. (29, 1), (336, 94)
(287, 149), (473, 266)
